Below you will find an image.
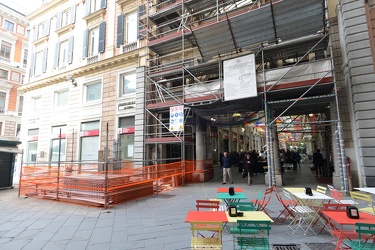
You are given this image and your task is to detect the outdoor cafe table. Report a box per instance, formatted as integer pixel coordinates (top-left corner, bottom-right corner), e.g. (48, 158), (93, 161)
(284, 188), (333, 235)
(217, 192), (247, 206)
(185, 211), (228, 223)
(226, 211), (274, 224)
(355, 187), (375, 195)
(217, 187), (243, 193)
(322, 210), (375, 250)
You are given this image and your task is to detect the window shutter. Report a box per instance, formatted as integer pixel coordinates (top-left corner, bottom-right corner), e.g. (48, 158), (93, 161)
(53, 42), (60, 68)
(56, 11), (62, 30)
(101, 0), (107, 9)
(138, 6), (143, 39)
(33, 24), (39, 41)
(30, 52), (36, 76)
(44, 19), (51, 36)
(42, 48), (48, 73)
(67, 36), (74, 64)
(98, 22), (106, 54)
(84, 0), (91, 16)
(82, 29), (89, 58)
(71, 5), (76, 24)
(117, 14), (124, 48)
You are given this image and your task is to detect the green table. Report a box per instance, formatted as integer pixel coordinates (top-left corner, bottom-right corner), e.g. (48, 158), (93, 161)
(217, 192), (247, 206)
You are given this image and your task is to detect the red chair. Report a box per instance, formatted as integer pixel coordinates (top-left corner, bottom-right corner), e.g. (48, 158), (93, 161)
(273, 187), (297, 223)
(196, 200), (220, 211)
(330, 189), (357, 205)
(251, 187), (273, 217)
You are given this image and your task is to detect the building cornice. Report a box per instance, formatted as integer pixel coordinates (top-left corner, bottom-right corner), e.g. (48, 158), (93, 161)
(26, 0), (69, 20)
(19, 48), (144, 93)
(0, 5), (29, 26)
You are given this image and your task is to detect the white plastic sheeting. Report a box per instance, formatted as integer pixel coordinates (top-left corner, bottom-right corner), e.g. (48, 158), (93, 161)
(184, 79), (221, 99)
(257, 59), (332, 86)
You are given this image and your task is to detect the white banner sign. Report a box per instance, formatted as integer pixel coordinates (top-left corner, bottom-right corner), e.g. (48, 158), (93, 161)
(223, 54), (257, 101)
(169, 105), (184, 132)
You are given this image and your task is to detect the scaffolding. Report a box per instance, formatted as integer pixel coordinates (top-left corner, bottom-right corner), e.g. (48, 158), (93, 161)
(141, 0), (349, 190)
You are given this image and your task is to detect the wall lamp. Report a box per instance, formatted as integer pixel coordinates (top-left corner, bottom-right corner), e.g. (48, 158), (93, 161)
(66, 75), (77, 86)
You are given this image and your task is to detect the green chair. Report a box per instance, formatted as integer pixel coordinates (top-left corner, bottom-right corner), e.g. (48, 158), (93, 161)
(234, 220), (271, 250)
(228, 201), (256, 211)
(346, 223), (375, 250)
(228, 202), (258, 236)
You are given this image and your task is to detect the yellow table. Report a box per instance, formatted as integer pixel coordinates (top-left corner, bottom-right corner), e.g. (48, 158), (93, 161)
(226, 211), (274, 223)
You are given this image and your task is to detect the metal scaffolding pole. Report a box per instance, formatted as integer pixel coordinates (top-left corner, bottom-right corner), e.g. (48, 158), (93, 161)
(262, 49), (274, 187)
(328, 30), (349, 192)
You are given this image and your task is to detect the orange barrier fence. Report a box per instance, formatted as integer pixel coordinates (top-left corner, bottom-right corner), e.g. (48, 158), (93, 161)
(19, 159), (214, 207)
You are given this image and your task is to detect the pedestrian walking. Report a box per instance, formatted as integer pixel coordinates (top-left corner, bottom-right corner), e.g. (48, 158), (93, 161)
(220, 150), (233, 184)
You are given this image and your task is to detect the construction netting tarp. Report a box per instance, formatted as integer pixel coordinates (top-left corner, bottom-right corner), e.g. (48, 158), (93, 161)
(257, 59), (332, 86)
(19, 160), (214, 207)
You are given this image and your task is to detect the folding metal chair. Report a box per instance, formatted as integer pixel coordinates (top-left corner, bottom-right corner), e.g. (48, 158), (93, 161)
(233, 220), (271, 250)
(251, 187), (273, 217)
(285, 190), (315, 235)
(228, 201), (256, 211)
(316, 185), (327, 194)
(346, 222), (375, 250)
(190, 221), (223, 250)
(196, 200), (220, 211)
(350, 191), (375, 215)
(330, 189), (357, 205)
(273, 187), (297, 223)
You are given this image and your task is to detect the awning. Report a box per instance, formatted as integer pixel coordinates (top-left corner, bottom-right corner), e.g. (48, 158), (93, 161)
(0, 146), (22, 154)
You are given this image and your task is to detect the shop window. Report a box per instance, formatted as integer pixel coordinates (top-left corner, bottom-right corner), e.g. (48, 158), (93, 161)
(50, 126), (67, 162)
(27, 129), (39, 162)
(119, 116), (135, 161)
(80, 121), (100, 161)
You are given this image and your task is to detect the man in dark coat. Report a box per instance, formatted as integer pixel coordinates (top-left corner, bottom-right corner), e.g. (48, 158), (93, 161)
(220, 150), (233, 184)
(313, 149), (324, 178)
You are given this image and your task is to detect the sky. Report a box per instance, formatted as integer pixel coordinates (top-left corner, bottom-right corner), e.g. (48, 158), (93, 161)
(2, 0), (38, 15)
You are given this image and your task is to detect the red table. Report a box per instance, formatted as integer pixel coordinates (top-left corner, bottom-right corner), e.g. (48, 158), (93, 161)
(217, 187), (243, 193)
(322, 210), (375, 250)
(185, 211), (228, 223)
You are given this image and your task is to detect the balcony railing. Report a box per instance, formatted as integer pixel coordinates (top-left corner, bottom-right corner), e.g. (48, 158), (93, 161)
(0, 56), (11, 64)
(87, 55), (99, 65)
(122, 41), (138, 53)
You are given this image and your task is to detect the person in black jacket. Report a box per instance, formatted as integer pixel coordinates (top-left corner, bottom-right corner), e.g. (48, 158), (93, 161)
(313, 149), (324, 178)
(220, 151), (233, 184)
(243, 152), (253, 185)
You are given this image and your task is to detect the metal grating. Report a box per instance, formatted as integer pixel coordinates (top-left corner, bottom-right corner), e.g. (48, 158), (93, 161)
(272, 244), (301, 250)
(306, 243), (336, 250)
